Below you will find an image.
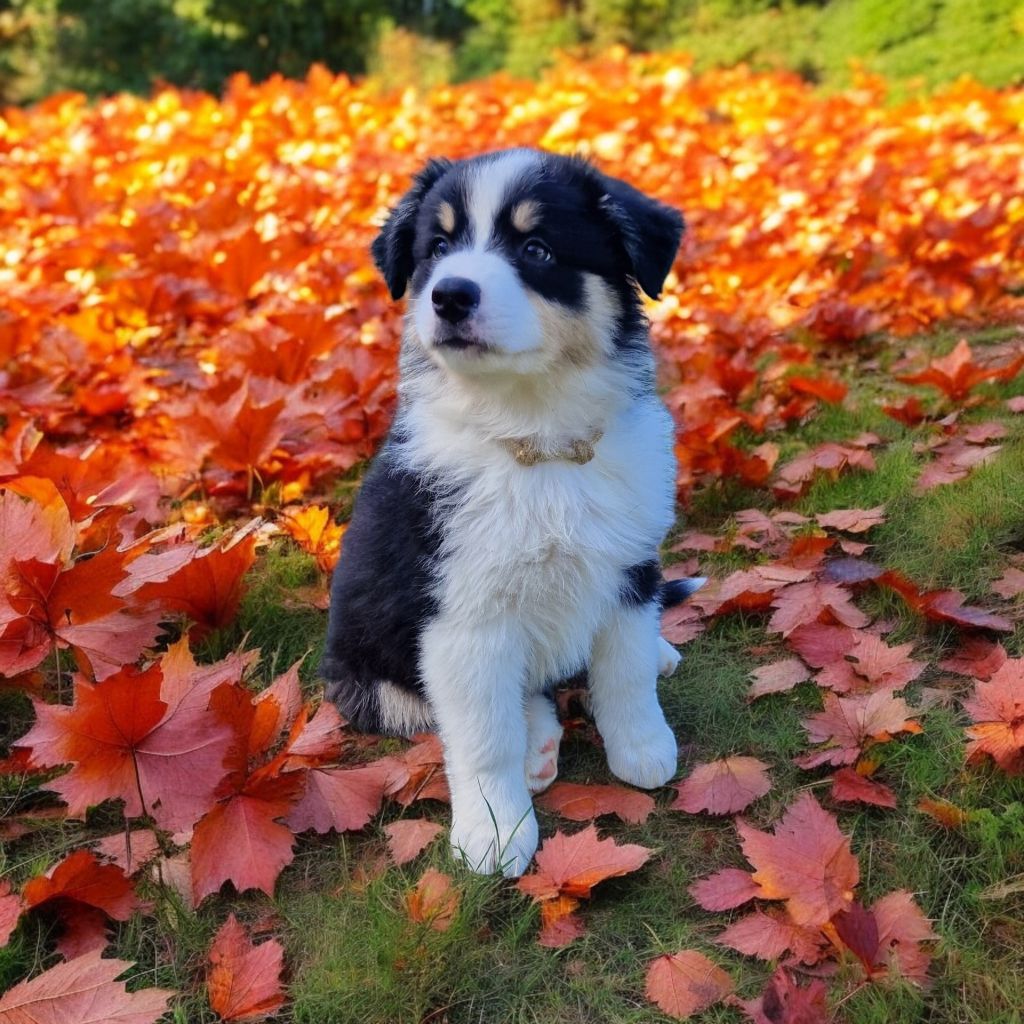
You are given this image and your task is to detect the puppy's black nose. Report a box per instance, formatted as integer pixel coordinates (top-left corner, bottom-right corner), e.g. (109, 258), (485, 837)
(432, 277), (480, 324)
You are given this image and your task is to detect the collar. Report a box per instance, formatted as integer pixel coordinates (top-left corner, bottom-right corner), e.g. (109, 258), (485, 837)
(500, 428), (604, 467)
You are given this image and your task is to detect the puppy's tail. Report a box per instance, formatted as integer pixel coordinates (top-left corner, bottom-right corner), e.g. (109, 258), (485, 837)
(659, 576), (707, 608)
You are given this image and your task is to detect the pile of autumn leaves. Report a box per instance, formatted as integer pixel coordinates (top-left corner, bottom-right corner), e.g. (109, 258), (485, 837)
(0, 51), (1022, 513)
(3, 380), (1024, 1022)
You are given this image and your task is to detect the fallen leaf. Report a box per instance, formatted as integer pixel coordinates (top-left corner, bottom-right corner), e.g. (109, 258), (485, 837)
(207, 913), (285, 1022)
(815, 506), (886, 533)
(992, 567), (1024, 600)
(22, 849), (145, 959)
(406, 868), (459, 932)
(768, 581), (870, 636)
(732, 967), (829, 1024)
(517, 825), (651, 944)
(749, 658), (811, 699)
(786, 622), (856, 668)
(830, 768), (898, 808)
(190, 773), (303, 903)
(938, 638), (1007, 680)
(882, 395), (927, 427)
(279, 505), (345, 574)
(671, 757), (772, 815)
(870, 890), (937, 985)
(815, 633), (924, 693)
(0, 948), (173, 1024)
(963, 658), (1024, 774)
(645, 950), (734, 1020)
(0, 881), (23, 947)
(92, 830), (162, 875)
(717, 907), (827, 964)
(689, 868), (763, 912)
(736, 792), (859, 927)
(916, 798), (969, 829)
(797, 690), (921, 769)
(898, 338), (1024, 401)
(536, 781), (656, 824)
(285, 763), (391, 834)
(384, 819), (444, 865)
(661, 603), (705, 644)
(17, 642), (240, 832)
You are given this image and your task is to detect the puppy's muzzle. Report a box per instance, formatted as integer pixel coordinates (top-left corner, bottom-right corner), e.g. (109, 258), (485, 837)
(432, 277), (480, 324)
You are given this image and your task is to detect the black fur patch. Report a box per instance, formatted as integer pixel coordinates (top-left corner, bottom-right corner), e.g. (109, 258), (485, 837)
(319, 436), (451, 729)
(620, 559), (661, 607)
(398, 151), (681, 350)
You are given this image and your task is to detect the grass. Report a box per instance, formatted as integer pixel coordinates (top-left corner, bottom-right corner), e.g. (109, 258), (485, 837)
(2, 327), (1023, 1022)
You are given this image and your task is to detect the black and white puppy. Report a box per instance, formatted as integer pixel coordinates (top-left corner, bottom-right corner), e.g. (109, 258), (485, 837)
(322, 149), (699, 876)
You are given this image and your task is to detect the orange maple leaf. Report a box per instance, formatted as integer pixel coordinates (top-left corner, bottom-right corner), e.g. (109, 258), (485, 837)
(963, 658), (1024, 775)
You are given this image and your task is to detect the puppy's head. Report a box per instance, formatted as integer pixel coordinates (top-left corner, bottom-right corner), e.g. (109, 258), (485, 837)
(372, 150), (683, 377)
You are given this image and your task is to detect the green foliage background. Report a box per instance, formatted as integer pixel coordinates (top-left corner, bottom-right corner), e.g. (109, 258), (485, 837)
(1, 0), (1022, 103)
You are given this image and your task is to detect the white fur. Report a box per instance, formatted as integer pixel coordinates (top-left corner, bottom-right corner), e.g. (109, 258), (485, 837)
(396, 337), (676, 875)
(467, 150), (541, 249)
(657, 636), (682, 677)
(590, 603), (678, 789)
(390, 151), (681, 875)
(377, 679), (434, 736)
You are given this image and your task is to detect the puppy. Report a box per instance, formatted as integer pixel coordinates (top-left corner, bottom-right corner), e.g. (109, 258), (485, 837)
(322, 149), (697, 876)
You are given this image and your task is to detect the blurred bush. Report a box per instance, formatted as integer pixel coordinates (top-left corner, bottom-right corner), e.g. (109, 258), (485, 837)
(0, 0), (1021, 103)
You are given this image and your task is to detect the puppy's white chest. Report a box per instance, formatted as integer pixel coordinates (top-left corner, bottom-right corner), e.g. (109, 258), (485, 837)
(431, 402), (675, 680)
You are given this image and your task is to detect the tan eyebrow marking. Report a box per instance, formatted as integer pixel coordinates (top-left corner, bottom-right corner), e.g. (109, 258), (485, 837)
(511, 199), (541, 233)
(437, 201), (456, 234)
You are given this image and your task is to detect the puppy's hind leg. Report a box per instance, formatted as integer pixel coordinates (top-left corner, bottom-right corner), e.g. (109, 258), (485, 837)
(657, 636), (681, 677)
(525, 693), (562, 794)
(589, 602), (678, 790)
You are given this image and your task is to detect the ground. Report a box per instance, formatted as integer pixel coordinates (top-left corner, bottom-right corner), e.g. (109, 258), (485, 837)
(6, 325), (1022, 1023)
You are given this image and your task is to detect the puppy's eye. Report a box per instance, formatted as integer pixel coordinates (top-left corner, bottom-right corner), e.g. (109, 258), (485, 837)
(522, 238), (553, 263)
(430, 237), (450, 259)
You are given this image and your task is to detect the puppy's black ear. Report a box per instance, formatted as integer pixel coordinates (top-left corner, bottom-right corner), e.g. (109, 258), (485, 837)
(371, 158), (453, 300)
(597, 174), (684, 299)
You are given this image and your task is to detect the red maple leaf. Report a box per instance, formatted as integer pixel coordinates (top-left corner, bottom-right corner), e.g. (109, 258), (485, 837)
(962, 657), (1024, 774)
(670, 757), (772, 815)
(18, 639), (245, 831)
(815, 505), (886, 533)
(689, 868), (763, 912)
(206, 913), (286, 1022)
(749, 658), (811, 699)
(0, 949), (173, 1024)
(0, 490), (161, 680)
(829, 767), (898, 808)
(733, 968), (830, 1024)
(815, 633), (925, 693)
(772, 438), (878, 501)
(22, 849), (146, 959)
(535, 780), (656, 824)
(127, 521), (259, 638)
(0, 881), (24, 947)
(645, 950), (734, 1020)
(833, 891), (937, 986)
(736, 793), (859, 927)
(797, 690), (921, 769)
(384, 819), (444, 866)
(768, 580), (870, 636)
(717, 907), (828, 964)
(406, 868), (460, 933)
(517, 825), (652, 946)
(898, 338), (1024, 401)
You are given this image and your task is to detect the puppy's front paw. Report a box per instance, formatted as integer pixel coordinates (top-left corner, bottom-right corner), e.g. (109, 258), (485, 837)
(605, 718), (678, 790)
(450, 792), (538, 877)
